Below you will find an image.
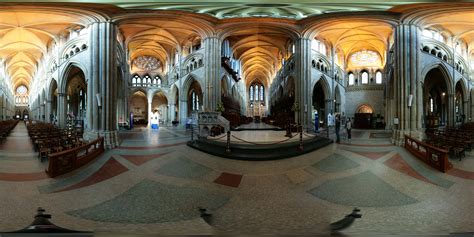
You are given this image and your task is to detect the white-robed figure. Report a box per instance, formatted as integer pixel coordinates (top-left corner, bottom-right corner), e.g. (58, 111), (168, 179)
(327, 113), (334, 127)
(151, 110), (160, 129)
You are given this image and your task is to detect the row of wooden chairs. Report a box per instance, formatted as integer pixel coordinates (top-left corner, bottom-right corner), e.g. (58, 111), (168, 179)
(425, 128), (474, 161)
(0, 120), (19, 143)
(26, 122), (84, 162)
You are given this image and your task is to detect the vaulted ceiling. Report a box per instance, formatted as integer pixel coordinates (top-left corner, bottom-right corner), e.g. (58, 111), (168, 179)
(0, 10), (83, 91)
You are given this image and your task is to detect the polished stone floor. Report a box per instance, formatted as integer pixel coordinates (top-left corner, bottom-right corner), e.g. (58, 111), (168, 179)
(0, 124), (473, 235)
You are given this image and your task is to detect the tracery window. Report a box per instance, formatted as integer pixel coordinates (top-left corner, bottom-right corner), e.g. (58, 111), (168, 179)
(133, 56), (160, 71)
(260, 85), (264, 101)
(132, 75), (140, 86)
(190, 90), (200, 111)
(376, 71), (382, 84)
(349, 50), (381, 68)
(430, 98), (434, 113)
(144, 75), (151, 85)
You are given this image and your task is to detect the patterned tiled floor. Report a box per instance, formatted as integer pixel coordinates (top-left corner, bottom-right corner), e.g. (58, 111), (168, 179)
(0, 126), (474, 235)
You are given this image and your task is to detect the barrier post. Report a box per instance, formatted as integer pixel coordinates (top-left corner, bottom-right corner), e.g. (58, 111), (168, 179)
(299, 124), (303, 151)
(226, 131), (231, 153)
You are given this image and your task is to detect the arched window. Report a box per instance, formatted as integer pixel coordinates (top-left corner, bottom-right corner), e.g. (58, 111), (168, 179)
(249, 86), (254, 101)
(260, 85), (264, 101)
(361, 71), (369, 84)
(254, 86), (259, 101)
(132, 76), (137, 85)
(430, 97), (434, 113)
(348, 73), (355, 86)
(311, 39), (326, 56)
(375, 71), (382, 84)
(143, 75), (151, 85)
(157, 77), (162, 86)
(192, 91), (198, 111)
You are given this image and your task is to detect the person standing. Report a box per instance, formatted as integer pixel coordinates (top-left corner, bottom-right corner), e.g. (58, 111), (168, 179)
(335, 113), (341, 143)
(346, 118), (352, 140)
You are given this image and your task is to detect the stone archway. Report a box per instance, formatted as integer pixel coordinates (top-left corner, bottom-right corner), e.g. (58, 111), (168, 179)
(129, 90), (148, 127)
(151, 91), (169, 125)
(312, 78), (330, 128)
(49, 79), (58, 123)
(64, 65), (87, 130)
(187, 80), (203, 117)
(423, 67), (450, 128)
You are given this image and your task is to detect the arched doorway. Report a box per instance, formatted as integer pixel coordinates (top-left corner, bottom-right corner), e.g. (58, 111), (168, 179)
(65, 66), (86, 130)
(49, 80), (58, 123)
(354, 104), (374, 129)
(187, 80), (203, 116)
(455, 80), (465, 124)
(129, 90), (148, 127)
(151, 91), (168, 125)
(423, 67), (449, 128)
(312, 79), (328, 128)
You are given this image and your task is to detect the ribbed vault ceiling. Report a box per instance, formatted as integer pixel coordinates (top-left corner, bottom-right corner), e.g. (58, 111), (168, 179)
(119, 19), (203, 69)
(315, 20), (393, 68)
(226, 28), (291, 87)
(421, 10), (474, 52)
(0, 11), (82, 91)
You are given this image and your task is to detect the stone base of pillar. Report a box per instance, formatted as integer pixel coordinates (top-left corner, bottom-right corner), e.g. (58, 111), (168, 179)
(84, 129), (120, 149)
(392, 129), (425, 146)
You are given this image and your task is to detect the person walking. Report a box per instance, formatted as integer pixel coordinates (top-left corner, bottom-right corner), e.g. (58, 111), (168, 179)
(346, 118), (352, 140)
(335, 113), (341, 143)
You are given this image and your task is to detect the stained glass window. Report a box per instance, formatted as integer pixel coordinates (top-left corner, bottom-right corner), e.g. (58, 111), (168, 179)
(16, 85), (27, 95)
(254, 86), (259, 101)
(133, 56), (160, 70)
(250, 86), (254, 101)
(260, 86), (264, 101)
(349, 50), (381, 67)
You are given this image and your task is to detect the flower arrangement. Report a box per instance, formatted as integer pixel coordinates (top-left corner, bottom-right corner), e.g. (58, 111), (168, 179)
(216, 102), (225, 113)
(291, 101), (300, 111)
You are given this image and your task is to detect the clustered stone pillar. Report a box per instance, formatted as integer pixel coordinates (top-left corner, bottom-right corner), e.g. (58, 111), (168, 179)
(203, 37), (221, 112)
(295, 38), (312, 130)
(392, 23), (421, 145)
(83, 21), (119, 148)
(57, 93), (67, 127)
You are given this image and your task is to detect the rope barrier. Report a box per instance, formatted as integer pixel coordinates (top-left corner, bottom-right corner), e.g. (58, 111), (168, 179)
(230, 134), (296, 145)
(206, 133), (228, 140)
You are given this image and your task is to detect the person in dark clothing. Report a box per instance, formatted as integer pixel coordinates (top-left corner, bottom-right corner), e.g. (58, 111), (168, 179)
(335, 114), (341, 143)
(346, 118), (352, 140)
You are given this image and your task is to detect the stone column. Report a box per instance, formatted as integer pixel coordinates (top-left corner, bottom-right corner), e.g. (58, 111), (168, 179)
(203, 37), (221, 112)
(45, 100), (52, 123)
(169, 104), (176, 121)
(295, 38), (312, 129)
(40, 103), (45, 121)
(83, 21), (119, 148)
(447, 93), (454, 126)
(147, 100), (152, 127)
(57, 93), (67, 127)
(392, 24), (421, 145)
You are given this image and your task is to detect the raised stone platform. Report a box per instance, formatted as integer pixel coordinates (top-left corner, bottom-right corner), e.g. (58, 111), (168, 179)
(187, 132), (333, 161)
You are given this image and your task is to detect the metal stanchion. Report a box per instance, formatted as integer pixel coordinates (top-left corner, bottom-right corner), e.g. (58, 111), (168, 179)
(299, 124), (303, 151)
(190, 124), (194, 142)
(226, 131), (231, 153)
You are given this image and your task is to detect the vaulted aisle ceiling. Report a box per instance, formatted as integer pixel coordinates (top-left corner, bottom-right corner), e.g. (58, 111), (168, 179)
(0, 10), (84, 90)
(315, 20), (393, 68)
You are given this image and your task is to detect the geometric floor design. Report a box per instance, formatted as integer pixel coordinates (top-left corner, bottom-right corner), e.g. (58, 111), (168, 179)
(156, 157), (213, 179)
(312, 153), (360, 173)
(67, 180), (231, 223)
(308, 171), (419, 207)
